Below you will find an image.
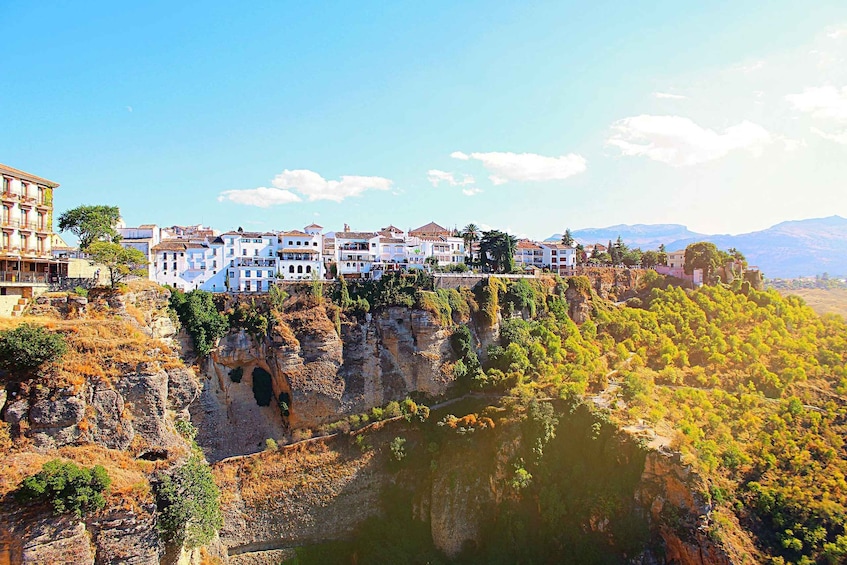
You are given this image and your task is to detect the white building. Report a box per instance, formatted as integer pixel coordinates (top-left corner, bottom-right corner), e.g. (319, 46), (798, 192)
(335, 231), (379, 278)
(220, 230), (278, 292)
(540, 242), (577, 274)
(117, 224), (162, 278)
(278, 225), (324, 281)
(514, 240), (544, 269)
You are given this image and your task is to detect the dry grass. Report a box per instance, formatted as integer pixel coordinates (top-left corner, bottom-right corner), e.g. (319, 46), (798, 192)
(213, 441), (374, 508)
(1, 316), (184, 387)
(779, 288), (847, 319)
(0, 444), (154, 513)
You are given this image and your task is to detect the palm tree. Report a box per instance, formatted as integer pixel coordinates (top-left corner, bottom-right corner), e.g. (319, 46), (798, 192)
(462, 223), (480, 263)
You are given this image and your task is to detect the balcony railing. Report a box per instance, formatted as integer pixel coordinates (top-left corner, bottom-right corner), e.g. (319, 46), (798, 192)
(0, 219), (48, 230)
(0, 271), (48, 283)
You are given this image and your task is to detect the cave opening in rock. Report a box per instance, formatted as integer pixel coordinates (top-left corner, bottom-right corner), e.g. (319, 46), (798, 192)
(252, 367), (273, 407)
(229, 366), (243, 383)
(138, 450), (168, 461)
(278, 391), (291, 418)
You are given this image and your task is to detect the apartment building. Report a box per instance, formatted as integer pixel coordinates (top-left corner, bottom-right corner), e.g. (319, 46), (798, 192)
(540, 242), (577, 274)
(335, 231), (379, 278)
(0, 164), (66, 314)
(278, 224), (324, 281)
(514, 239), (544, 269)
(117, 224), (162, 278)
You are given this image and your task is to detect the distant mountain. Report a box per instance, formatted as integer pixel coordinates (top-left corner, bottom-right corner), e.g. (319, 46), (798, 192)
(546, 216), (847, 278)
(551, 224), (706, 249)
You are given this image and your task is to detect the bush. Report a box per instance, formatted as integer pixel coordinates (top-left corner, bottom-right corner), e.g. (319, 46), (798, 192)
(169, 290), (229, 356)
(155, 454), (222, 549)
(16, 459), (111, 517)
(265, 438), (279, 451)
(390, 436), (406, 461)
(0, 323), (67, 376)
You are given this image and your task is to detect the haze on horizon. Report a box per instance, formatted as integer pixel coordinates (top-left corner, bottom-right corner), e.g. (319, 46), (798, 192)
(2, 1), (847, 240)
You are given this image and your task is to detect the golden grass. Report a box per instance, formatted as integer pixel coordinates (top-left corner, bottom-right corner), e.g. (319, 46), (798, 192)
(213, 441), (374, 508)
(1, 316), (184, 387)
(0, 444), (154, 513)
(779, 288), (847, 319)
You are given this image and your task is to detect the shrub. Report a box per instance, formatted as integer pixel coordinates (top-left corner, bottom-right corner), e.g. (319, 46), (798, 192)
(175, 419), (198, 442)
(265, 438), (279, 451)
(390, 437), (406, 461)
(16, 459), (111, 517)
(0, 323), (67, 376)
(155, 454), (222, 549)
(169, 290), (229, 356)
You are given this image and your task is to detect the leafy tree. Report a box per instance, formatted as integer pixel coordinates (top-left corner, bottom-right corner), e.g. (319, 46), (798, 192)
(479, 230), (517, 273)
(0, 323), (67, 376)
(155, 454), (222, 549)
(561, 228), (575, 246)
(16, 459), (111, 517)
(169, 289), (229, 356)
(57, 205), (121, 250)
(86, 242), (147, 288)
(684, 242), (722, 283)
(622, 248), (642, 267)
(641, 250), (660, 268)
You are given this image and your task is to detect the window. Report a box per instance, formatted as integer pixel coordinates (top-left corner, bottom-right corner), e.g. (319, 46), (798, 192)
(288, 240), (293, 245)
(245, 270), (251, 277)
(306, 265), (311, 273)
(256, 271), (262, 278)
(313, 242), (318, 246)
(297, 265), (303, 273)
(289, 265), (294, 273)
(172, 262), (177, 270)
(212, 261), (216, 268)
(254, 249), (258, 256)
(296, 240), (301, 246)
(242, 249), (247, 256)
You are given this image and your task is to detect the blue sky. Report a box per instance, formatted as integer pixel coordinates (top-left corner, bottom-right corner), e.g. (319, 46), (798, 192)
(2, 1), (847, 241)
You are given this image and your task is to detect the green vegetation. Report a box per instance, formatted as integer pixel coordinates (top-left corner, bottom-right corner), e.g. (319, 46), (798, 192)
(169, 289), (229, 356)
(16, 459), (111, 517)
(228, 300), (269, 339)
(57, 204), (121, 250)
(0, 323), (67, 376)
(86, 241), (148, 289)
(478, 230), (517, 273)
(155, 454), (222, 549)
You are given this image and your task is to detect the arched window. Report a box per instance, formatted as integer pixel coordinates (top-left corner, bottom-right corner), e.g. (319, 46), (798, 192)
(297, 265), (303, 273)
(306, 265), (311, 273)
(289, 265), (295, 273)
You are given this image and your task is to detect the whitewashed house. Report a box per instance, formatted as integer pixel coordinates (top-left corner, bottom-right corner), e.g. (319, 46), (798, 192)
(540, 242), (576, 274)
(335, 231), (379, 278)
(278, 225), (324, 281)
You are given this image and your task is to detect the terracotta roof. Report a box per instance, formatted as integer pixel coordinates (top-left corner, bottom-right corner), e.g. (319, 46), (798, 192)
(379, 237), (405, 243)
(280, 230), (310, 237)
(138, 224), (157, 229)
(152, 241), (204, 252)
(516, 239), (542, 249)
(540, 242), (572, 250)
(335, 231), (377, 239)
(0, 163), (59, 188)
(409, 221), (449, 235)
(304, 223), (323, 229)
(381, 224), (403, 233)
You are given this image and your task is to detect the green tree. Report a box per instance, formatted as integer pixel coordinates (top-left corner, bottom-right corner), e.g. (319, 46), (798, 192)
(462, 223), (480, 264)
(169, 289), (229, 356)
(0, 323), (67, 376)
(561, 228), (574, 246)
(684, 242), (722, 283)
(86, 241), (147, 288)
(641, 250), (660, 268)
(479, 230), (517, 273)
(57, 205), (122, 250)
(16, 459), (111, 517)
(155, 454), (222, 549)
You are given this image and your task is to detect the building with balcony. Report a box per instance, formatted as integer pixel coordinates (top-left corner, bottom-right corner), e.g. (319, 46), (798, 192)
(514, 239), (544, 270)
(540, 242), (577, 274)
(335, 231), (379, 278)
(0, 164), (66, 314)
(278, 225), (324, 281)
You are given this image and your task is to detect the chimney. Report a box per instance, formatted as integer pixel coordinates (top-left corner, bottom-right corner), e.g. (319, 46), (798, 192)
(344, 223), (350, 232)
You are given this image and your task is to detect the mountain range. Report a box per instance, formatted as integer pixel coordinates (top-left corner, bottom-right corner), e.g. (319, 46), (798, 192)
(546, 216), (847, 279)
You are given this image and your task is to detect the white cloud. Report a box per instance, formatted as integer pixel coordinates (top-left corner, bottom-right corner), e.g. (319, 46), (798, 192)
(827, 29), (847, 39)
(217, 187), (302, 208)
(427, 169), (475, 187)
(811, 127), (847, 144)
(786, 86), (847, 121)
(607, 115), (773, 166)
(653, 92), (687, 100)
(451, 151), (587, 183)
(737, 60), (765, 73)
(218, 169), (393, 207)
(271, 169), (393, 202)
(462, 187), (483, 196)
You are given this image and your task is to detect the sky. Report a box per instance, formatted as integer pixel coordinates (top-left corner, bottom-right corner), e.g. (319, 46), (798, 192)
(2, 1), (847, 241)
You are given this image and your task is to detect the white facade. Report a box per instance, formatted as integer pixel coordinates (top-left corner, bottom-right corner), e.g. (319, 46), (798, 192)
(335, 232), (379, 278)
(514, 240), (544, 269)
(220, 231), (278, 292)
(540, 242), (577, 274)
(278, 226), (324, 281)
(118, 225), (162, 278)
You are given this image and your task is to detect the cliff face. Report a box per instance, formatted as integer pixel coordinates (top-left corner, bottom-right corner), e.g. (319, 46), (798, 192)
(0, 283), (222, 565)
(194, 302), (459, 461)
